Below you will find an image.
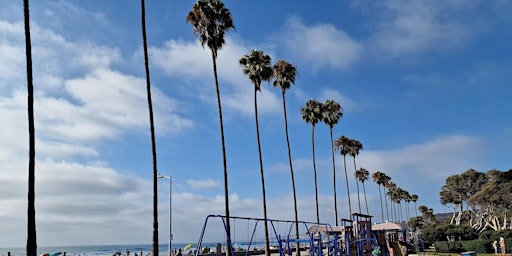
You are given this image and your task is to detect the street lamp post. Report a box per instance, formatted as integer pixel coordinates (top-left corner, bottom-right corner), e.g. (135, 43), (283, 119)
(158, 173), (172, 256)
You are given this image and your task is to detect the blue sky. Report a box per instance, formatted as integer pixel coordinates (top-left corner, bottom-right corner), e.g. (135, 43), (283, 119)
(1, 0), (511, 248)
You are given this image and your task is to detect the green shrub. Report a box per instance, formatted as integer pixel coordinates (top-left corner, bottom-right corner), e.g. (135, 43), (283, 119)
(460, 239), (490, 253)
(435, 241), (465, 253)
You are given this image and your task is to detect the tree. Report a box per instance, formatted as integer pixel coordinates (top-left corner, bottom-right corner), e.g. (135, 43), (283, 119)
(141, 1), (160, 255)
(411, 194), (419, 217)
(372, 171), (386, 222)
(334, 135), (353, 215)
(239, 50), (273, 255)
(23, 0), (37, 255)
(349, 138), (363, 213)
(355, 168), (370, 215)
(386, 182), (397, 222)
(301, 99), (324, 224)
(381, 173), (392, 221)
(418, 205), (436, 224)
(467, 169), (512, 231)
(440, 169), (487, 225)
(272, 59), (301, 255)
(187, 0), (235, 249)
(322, 100), (343, 225)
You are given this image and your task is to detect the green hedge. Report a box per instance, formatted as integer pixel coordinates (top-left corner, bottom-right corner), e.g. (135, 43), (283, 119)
(434, 238), (512, 253)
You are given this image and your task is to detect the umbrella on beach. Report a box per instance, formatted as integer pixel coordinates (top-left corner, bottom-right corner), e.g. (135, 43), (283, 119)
(183, 244), (194, 250)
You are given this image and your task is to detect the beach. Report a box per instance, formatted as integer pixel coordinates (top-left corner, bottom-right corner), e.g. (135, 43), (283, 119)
(0, 244), (186, 256)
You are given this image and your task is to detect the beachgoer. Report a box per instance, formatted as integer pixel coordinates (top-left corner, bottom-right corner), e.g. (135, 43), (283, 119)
(500, 237), (506, 255)
(400, 243), (407, 256)
(494, 241), (499, 255)
(177, 249), (182, 256)
(386, 240), (394, 256)
(7, 252), (11, 256)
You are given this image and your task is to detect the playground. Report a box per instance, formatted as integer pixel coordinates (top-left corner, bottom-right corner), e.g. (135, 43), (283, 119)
(191, 213), (421, 256)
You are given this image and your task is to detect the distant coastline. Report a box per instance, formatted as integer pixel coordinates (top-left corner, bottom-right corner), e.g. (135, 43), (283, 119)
(0, 243), (194, 256)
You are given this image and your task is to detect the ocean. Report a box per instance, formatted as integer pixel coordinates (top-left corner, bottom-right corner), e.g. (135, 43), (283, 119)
(0, 243), (226, 256)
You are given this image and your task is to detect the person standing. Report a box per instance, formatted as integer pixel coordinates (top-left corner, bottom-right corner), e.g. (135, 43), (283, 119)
(493, 240), (498, 255)
(400, 243), (407, 256)
(500, 237), (506, 255)
(386, 240), (394, 256)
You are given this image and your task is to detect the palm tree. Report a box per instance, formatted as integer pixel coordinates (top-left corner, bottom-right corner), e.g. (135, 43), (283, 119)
(411, 194), (419, 217)
(355, 167), (370, 215)
(386, 182), (397, 222)
(301, 99), (324, 224)
(372, 171), (385, 222)
(334, 135), (353, 215)
(239, 50), (273, 255)
(322, 100), (343, 225)
(23, 1), (37, 255)
(404, 190), (412, 222)
(141, 1), (160, 255)
(187, 0), (235, 249)
(349, 139), (363, 213)
(272, 59), (301, 254)
(381, 174), (392, 221)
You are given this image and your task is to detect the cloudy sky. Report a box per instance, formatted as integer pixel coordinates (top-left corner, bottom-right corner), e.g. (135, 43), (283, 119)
(1, 0), (511, 248)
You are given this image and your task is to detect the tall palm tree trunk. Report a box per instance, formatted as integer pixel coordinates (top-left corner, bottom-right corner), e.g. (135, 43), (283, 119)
(330, 129), (338, 226)
(353, 158), (361, 213)
(211, 50), (231, 253)
(24, 1), (37, 255)
(141, 1), (159, 255)
(362, 182), (369, 215)
(378, 186), (384, 223)
(399, 202), (403, 223)
(343, 155), (352, 215)
(312, 126), (319, 224)
(281, 92), (300, 256)
(384, 187), (389, 222)
(254, 87), (270, 255)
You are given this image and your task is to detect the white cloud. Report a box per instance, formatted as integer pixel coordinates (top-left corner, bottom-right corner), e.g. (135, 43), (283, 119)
(186, 179), (219, 189)
(318, 89), (362, 113)
(280, 16), (361, 71)
(150, 37), (282, 117)
(0, 17), (195, 246)
(0, 21), (25, 87)
(355, 0), (474, 58)
(358, 135), (482, 182)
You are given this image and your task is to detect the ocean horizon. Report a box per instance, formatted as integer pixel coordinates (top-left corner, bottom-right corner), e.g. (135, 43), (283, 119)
(0, 243), (225, 256)
(0, 241), (272, 256)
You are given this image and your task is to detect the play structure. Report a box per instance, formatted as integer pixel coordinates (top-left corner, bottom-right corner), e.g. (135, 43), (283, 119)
(193, 213), (379, 256)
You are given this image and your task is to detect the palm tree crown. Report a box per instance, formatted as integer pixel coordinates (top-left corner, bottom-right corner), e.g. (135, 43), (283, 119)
(301, 100), (323, 126)
(239, 50), (273, 90)
(186, 0), (234, 58)
(322, 100), (343, 128)
(273, 59), (297, 92)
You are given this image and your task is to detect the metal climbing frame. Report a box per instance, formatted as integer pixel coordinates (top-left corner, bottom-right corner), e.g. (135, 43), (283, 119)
(350, 213), (378, 256)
